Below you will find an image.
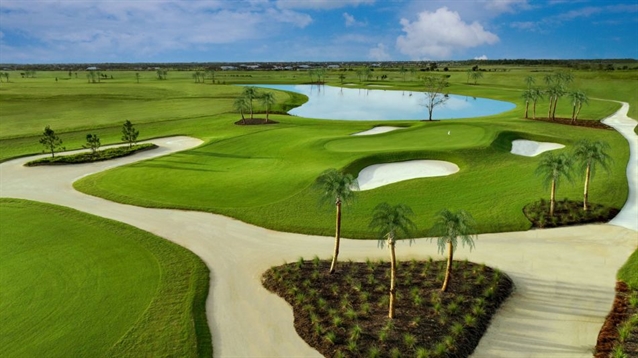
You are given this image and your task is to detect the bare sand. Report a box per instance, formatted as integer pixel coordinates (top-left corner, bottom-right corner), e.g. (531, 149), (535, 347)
(352, 126), (404, 136)
(510, 139), (565, 157)
(1, 102), (636, 357)
(355, 160), (459, 191)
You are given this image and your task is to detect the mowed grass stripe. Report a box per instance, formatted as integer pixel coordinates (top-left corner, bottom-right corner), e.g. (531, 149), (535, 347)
(0, 199), (211, 358)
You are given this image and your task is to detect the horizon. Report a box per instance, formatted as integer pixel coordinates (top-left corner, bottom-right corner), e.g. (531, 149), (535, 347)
(1, 0), (637, 64)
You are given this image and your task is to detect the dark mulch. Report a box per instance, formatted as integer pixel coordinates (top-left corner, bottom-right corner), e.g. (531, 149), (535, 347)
(234, 118), (279, 125)
(595, 282), (638, 357)
(262, 258), (514, 357)
(25, 144), (157, 166)
(523, 199), (619, 229)
(524, 116), (613, 129)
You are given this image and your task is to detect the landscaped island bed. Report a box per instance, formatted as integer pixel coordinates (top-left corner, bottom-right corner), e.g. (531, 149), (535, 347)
(263, 258), (513, 357)
(0, 198), (211, 358)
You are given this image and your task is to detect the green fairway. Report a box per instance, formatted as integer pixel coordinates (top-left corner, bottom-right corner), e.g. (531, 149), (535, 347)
(0, 67), (634, 237)
(0, 199), (211, 357)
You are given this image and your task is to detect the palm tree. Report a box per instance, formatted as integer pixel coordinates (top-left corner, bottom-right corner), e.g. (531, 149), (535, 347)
(535, 152), (573, 216)
(430, 209), (477, 292)
(521, 89), (534, 118)
(530, 87), (544, 119)
(259, 91), (276, 123)
(524, 75), (535, 89)
(242, 86), (259, 120)
(315, 169), (358, 274)
(233, 97), (249, 124)
(569, 90), (589, 123)
(470, 71), (484, 85)
(573, 140), (612, 211)
(369, 203), (416, 319)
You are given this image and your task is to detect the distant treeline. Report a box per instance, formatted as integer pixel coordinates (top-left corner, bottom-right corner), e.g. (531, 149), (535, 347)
(1, 58), (636, 72)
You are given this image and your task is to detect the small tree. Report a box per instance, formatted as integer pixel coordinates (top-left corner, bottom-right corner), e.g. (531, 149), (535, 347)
(522, 89), (533, 119)
(121, 120), (139, 148)
(39, 126), (64, 158)
(430, 209), (477, 292)
(530, 87), (544, 119)
(135, 72), (140, 84)
(233, 96), (249, 124)
(242, 86), (259, 120)
(535, 152), (573, 216)
(421, 76), (449, 121)
(369, 203), (416, 319)
(573, 140), (612, 211)
(470, 71), (483, 85)
(83, 133), (101, 157)
(569, 90), (589, 123)
(315, 169), (358, 274)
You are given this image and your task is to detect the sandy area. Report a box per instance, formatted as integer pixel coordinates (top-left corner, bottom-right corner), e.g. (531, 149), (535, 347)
(511, 139), (565, 157)
(352, 126), (404, 136)
(355, 160), (459, 191)
(0, 102), (636, 357)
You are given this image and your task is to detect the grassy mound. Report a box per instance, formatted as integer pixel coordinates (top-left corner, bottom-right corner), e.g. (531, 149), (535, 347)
(0, 198), (211, 358)
(523, 198), (620, 228)
(262, 258), (513, 357)
(25, 143), (156, 166)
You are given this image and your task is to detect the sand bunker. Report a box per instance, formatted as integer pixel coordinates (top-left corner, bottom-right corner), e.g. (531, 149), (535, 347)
(355, 160), (459, 191)
(352, 126), (404, 136)
(511, 139), (565, 157)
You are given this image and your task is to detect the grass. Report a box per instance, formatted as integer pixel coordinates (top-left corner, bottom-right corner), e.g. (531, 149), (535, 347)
(0, 68), (633, 237)
(262, 258), (513, 357)
(0, 198), (211, 358)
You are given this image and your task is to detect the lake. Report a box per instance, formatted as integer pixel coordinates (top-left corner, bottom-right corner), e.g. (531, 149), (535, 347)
(250, 84), (516, 121)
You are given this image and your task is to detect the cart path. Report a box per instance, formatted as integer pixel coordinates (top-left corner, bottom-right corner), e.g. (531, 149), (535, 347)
(0, 102), (636, 357)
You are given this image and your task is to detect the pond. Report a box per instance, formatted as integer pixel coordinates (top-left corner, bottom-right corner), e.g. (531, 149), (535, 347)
(251, 84), (516, 121)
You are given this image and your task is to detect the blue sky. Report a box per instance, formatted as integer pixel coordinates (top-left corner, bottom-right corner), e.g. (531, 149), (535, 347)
(1, 0), (636, 63)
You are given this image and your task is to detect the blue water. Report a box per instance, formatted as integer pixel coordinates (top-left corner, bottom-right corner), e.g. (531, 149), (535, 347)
(250, 84), (515, 121)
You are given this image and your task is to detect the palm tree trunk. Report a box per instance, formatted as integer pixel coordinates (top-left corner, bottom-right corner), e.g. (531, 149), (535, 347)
(388, 238), (397, 319)
(571, 104), (577, 124)
(552, 98), (559, 119)
(524, 101), (529, 118)
(441, 241), (453, 292)
(265, 109), (269, 124)
(583, 163), (591, 211)
(550, 178), (556, 216)
(575, 104), (582, 121)
(548, 97), (553, 119)
(533, 100), (537, 119)
(329, 199), (342, 274)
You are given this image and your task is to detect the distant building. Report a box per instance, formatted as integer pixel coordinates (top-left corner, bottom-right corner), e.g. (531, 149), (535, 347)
(86, 66), (98, 71)
(221, 66), (237, 71)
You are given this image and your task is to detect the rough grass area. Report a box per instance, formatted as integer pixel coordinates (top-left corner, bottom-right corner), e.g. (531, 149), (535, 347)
(0, 198), (212, 358)
(25, 143), (157, 166)
(523, 198), (619, 228)
(262, 258), (513, 357)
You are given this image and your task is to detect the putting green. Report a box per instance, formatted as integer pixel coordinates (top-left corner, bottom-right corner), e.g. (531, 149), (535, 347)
(0, 198), (211, 358)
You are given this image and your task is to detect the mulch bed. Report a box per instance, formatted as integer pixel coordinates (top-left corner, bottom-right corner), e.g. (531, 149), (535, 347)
(525, 116), (613, 130)
(234, 118), (279, 125)
(25, 144), (158, 166)
(262, 259), (513, 357)
(523, 199), (619, 229)
(595, 281), (638, 357)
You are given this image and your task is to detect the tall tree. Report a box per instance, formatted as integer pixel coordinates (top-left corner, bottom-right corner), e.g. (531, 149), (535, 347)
(315, 169), (358, 274)
(233, 96), (249, 124)
(259, 91), (276, 123)
(535, 152), (573, 216)
(530, 87), (544, 119)
(573, 140), (612, 211)
(121, 120), (139, 148)
(430, 209), (477, 292)
(39, 126), (64, 158)
(242, 86), (259, 120)
(521, 89), (534, 119)
(568, 90), (589, 123)
(422, 76), (449, 121)
(369, 202), (416, 319)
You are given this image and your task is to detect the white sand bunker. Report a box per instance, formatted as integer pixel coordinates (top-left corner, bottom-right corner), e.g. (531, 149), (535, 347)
(352, 126), (404, 136)
(511, 139), (565, 157)
(355, 160), (459, 191)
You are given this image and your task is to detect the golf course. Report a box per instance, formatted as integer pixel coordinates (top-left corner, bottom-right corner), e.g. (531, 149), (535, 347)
(1, 65), (637, 357)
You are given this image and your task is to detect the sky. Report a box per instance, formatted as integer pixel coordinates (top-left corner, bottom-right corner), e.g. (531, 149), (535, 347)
(0, 0), (636, 64)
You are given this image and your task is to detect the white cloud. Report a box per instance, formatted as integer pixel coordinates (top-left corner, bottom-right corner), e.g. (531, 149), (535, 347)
(343, 12), (366, 27)
(368, 43), (391, 61)
(481, 0), (529, 13)
(474, 55), (488, 60)
(396, 7), (499, 59)
(276, 0), (375, 10)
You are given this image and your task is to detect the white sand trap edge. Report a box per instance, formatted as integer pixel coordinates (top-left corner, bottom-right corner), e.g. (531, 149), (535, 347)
(367, 84), (391, 87)
(355, 160), (459, 191)
(511, 139), (565, 157)
(352, 126), (404, 136)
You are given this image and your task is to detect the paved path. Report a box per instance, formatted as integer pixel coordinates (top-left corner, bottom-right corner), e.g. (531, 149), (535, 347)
(0, 103), (636, 357)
